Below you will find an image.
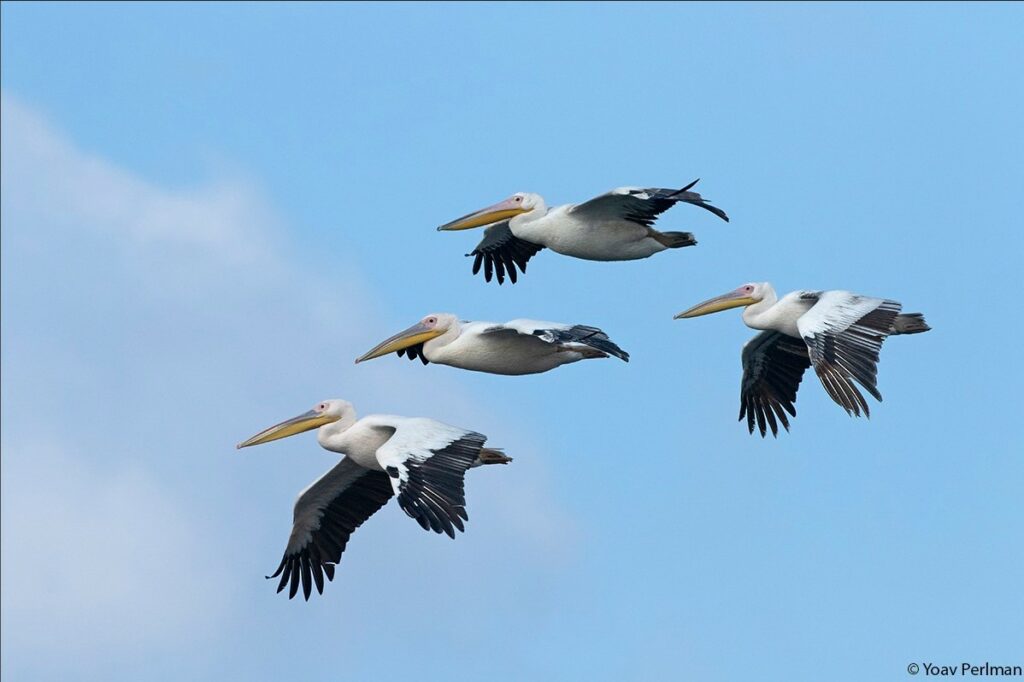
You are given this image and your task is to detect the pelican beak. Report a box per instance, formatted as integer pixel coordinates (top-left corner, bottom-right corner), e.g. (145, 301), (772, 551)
(674, 289), (759, 319)
(437, 197), (528, 231)
(355, 321), (446, 363)
(236, 409), (338, 449)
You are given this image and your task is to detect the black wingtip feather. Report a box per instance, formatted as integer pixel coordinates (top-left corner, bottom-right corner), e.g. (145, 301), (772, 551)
(396, 434), (483, 539)
(288, 561), (300, 599)
(466, 222), (544, 285)
(300, 555), (313, 601)
(539, 325), (630, 362)
(270, 468), (394, 601)
(739, 331), (812, 437)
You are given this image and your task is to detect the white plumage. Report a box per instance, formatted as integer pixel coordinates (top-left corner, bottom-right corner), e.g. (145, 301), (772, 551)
(356, 313), (629, 375)
(236, 399), (510, 599)
(437, 180), (729, 284)
(676, 282), (931, 436)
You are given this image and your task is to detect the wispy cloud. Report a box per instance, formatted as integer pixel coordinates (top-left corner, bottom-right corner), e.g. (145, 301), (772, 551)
(1, 92), (572, 679)
(2, 92), (278, 266)
(0, 438), (234, 661)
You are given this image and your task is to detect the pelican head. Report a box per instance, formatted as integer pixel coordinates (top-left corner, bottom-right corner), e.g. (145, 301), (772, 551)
(236, 399), (352, 449)
(674, 282), (768, 319)
(355, 313), (457, 363)
(437, 192), (542, 231)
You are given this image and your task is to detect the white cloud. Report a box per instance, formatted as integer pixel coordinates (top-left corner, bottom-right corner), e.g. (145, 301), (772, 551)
(1, 92), (278, 267)
(0, 92), (574, 678)
(0, 439), (234, 668)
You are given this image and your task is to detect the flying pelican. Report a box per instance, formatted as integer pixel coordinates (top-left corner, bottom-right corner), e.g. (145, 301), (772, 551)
(236, 399), (511, 600)
(675, 282), (930, 436)
(437, 179), (729, 284)
(355, 313), (629, 375)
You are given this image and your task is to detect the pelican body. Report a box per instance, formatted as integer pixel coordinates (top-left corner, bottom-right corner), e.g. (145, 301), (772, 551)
(356, 313), (629, 375)
(236, 399), (510, 600)
(676, 282), (931, 436)
(437, 180), (729, 284)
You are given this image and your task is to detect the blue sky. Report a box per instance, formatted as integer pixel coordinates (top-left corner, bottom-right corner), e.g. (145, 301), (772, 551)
(2, 3), (1022, 680)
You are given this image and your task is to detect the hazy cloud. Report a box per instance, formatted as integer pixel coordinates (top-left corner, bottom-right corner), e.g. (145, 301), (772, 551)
(0, 439), (234, 663)
(1, 92), (573, 678)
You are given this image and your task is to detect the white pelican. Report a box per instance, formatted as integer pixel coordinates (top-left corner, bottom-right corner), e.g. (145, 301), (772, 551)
(355, 313), (629, 374)
(236, 399), (511, 599)
(437, 179), (729, 284)
(675, 283), (931, 436)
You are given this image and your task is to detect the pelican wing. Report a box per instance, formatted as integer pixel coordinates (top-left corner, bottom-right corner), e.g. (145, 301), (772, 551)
(569, 179), (729, 227)
(268, 457), (394, 600)
(481, 319), (629, 361)
(740, 331), (812, 437)
(467, 220), (545, 284)
(374, 418), (487, 538)
(797, 291), (902, 417)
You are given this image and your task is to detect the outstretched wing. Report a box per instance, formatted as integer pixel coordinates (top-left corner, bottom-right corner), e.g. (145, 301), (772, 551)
(268, 457), (394, 600)
(467, 220), (545, 284)
(482, 319), (629, 362)
(797, 291), (902, 417)
(739, 331), (812, 437)
(569, 179), (729, 227)
(373, 418), (488, 538)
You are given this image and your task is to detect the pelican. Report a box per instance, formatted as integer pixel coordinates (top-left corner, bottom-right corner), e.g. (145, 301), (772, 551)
(236, 399), (511, 600)
(675, 282), (931, 436)
(355, 313), (629, 375)
(437, 179), (729, 284)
